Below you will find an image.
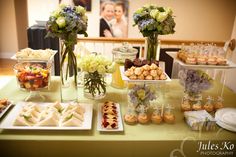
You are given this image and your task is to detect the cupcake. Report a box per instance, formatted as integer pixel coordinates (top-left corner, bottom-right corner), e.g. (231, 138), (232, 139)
(138, 113), (149, 124)
(163, 113), (175, 123)
(124, 113), (138, 125)
(214, 96), (224, 110)
(192, 101), (202, 111)
(197, 56), (207, 65)
(151, 113), (162, 124)
(181, 100), (191, 111)
(203, 104), (214, 112)
(207, 57), (217, 65)
(185, 57), (197, 65)
(216, 57), (227, 65)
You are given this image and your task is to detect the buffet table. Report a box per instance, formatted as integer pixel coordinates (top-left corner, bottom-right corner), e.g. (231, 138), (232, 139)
(0, 76), (235, 157)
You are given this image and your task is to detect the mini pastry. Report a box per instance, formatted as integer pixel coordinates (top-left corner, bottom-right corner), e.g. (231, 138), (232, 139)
(150, 63), (158, 70)
(163, 104), (175, 123)
(124, 113), (138, 125)
(216, 57), (227, 65)
(151, 113), (162, 124)
(197, 57), (207, 65)
(142, 64), (150, 71)
(137, 74), (145, 80)
(157, 68), (163, 76)
(207, 57), (217, 65)
(192, 103), (202, 111)
(150, 70), (157, 77)
(145, 75), (153, 80)
(138, 113), (149, 124)
(159, 74), (167, 80)
(181, 100), (191, 111)
(203, 96), (214, 112)
(214, 96), (224, 110)
(134, 67), (143, 75)
(142, 70), (149, 76)
(133, 58), (142, 67)
(163, 113), (175, 123)
(185, 57), (197, 65)
(129, 75), (137, 80)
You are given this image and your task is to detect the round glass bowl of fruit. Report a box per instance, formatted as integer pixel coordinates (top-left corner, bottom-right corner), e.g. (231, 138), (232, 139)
(14, 62), (51, 101)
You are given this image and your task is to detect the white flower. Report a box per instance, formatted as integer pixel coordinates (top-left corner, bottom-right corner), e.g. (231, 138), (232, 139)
(150, 9), (159, 19)
(51, 9), (61, 18)
(164, 7), (173, 15)
(76, 5), (86, 15)
(56, 17), (66, 28)
(156, 12), (168, 22)
(135, 7), (144, 14)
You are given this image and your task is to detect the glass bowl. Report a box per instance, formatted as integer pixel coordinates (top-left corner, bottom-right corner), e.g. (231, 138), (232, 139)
(14, 61), (52, 101)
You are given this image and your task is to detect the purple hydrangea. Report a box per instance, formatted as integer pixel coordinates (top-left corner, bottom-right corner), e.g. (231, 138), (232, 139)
(178, 69), (212, 94)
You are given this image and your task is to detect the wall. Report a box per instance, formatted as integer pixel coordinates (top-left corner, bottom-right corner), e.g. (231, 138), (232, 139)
(27, 0), (236, 42)
(0, 0), (18, 58)
(14, 0), (28, 50)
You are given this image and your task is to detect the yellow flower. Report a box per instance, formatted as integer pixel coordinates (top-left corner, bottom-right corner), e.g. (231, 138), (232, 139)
(76, 5), (86, 15)
(137, 89), (146, 100)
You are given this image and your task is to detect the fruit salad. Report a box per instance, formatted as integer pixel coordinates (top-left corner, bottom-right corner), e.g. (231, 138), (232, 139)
(15, 63), (50, 90)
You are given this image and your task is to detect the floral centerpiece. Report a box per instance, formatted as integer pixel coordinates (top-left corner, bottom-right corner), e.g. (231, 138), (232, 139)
(78, 54), (114, 99)
(46, 4), (88, 101)
(133, 4), (175, 61)
(178, 69), (213, 96)
(128, 84), (157, 109)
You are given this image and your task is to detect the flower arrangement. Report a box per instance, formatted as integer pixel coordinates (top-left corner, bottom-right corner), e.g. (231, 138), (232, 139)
(46, 4), (88, 86)
(178, 69), (213, 95)
(128, 84), (157, 108)
(78, 54), (114, 98)
(133, 4), (176, 61)
(133, 4), (175, 37)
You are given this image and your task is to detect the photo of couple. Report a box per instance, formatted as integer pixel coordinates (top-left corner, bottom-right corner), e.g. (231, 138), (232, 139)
(99, 0), (128, 38)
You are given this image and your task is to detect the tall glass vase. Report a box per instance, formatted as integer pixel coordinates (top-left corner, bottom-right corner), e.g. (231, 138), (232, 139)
(146, 33), (158, 61)
(60, 38), (78, 102)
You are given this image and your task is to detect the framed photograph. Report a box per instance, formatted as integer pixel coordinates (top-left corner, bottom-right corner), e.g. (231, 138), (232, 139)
(99, 0), (129, 38)
(74, 0), (92, 11)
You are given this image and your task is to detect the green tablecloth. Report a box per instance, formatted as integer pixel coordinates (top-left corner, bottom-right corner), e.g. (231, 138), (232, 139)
(0, 76), (235, 157)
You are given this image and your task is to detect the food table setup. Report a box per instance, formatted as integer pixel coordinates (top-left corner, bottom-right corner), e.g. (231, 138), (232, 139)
(1, 3), (236, 157)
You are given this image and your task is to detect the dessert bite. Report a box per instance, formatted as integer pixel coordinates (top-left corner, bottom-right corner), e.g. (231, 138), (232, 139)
(214, 96), (224, 110)
(101, 101), (118, 129)
(163, 104), (175, 124)
(203, 96), (214, 112)
(124, 105), (138, 125)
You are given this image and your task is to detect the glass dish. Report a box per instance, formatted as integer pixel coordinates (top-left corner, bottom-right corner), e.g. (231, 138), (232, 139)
(14, 61), (52, 102)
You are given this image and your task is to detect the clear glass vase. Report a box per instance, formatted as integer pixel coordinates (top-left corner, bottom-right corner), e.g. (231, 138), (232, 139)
(146, 33), (158, 61)
(60, 39), (78, 102)
(83, 71), (106, 99)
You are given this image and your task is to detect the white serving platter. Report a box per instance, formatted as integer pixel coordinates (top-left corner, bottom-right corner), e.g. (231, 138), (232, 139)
(120, 66), (171, 83)
(97, 103), (123, 132)
(0, 102), (93, 130)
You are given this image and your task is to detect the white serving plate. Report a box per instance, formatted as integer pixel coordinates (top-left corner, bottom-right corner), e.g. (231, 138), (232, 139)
(97, 103), (123, 132)
(0, 102), (93, 130)
(120, 66), (171, 83)
(0, 102), (14, 119)
(11, 50), (57, 61)
(216, 120), (236, 132)
(215, 108), (236, 126)
(168, 52), (236, 69)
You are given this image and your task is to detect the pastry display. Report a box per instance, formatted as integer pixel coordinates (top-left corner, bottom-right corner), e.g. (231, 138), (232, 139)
(16, 48), (55, 61)
(177, 46), (227, 66)
(13, 102), (85, 127)
(163, 104), (175, 123)
(101, 101), (118, 129)
(14, 62), (50, 90)
(214, 96), (224, 110)
(203, 96), (214, 112)
(125, 63), (167, 80)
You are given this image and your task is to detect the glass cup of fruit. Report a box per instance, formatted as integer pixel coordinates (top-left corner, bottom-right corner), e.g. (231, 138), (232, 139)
(14, 61), (51, 101)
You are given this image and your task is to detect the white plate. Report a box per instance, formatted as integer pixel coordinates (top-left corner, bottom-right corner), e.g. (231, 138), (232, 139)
(11, 50), (57, 61)
(97, 103), (123, 132)
(0, 102), (13, 119)
(215, 108), (236, 127)
(120, 66), (171, 82)
(35, 20), (47, 26)
(0, 102), (93, 130)
(216, 120), (236, 132)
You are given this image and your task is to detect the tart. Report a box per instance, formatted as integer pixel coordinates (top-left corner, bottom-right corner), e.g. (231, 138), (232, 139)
(124, 113), (137, 125)
(138, 113), (149, 124)
(163, 113), (175, 123)
(151, 113), (162, 124)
